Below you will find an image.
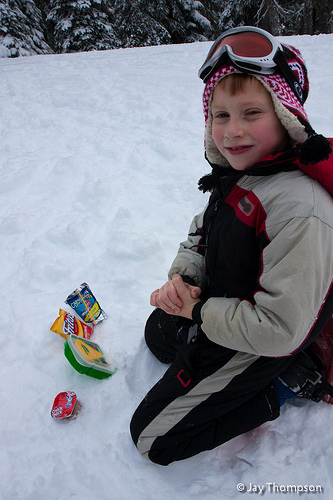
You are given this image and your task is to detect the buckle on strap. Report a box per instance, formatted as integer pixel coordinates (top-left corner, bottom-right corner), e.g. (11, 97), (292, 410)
(305, 369), (322, 386)
(300, 369), (326, 401)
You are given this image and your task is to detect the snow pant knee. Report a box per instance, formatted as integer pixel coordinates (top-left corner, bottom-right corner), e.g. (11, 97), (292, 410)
(144, 308), (191, 364)
(148, 384), (280, 466)
(130, 339), (292, 465)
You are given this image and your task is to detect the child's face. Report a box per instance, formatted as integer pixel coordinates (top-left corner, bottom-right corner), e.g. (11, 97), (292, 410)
(211, 78), (289, 170)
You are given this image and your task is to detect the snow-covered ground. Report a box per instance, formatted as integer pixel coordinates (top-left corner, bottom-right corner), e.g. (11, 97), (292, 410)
(1, 34), (333, 500)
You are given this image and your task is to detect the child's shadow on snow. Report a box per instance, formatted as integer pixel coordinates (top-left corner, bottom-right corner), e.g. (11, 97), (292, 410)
(126, 339), (169, 399)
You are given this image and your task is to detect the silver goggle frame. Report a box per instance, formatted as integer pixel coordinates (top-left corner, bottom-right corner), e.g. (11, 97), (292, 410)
(199, 26), (282, 82)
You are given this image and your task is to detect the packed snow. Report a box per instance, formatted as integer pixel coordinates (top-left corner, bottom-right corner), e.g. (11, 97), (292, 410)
(1, 34), (333, 500)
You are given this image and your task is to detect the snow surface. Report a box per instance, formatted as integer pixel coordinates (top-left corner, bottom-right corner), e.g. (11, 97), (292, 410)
(1, 34), (333, 500)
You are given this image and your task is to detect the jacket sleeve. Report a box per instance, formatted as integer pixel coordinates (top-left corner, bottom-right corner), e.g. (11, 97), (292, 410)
(168, 207), (209, 290)
(197, 214), (333, 357)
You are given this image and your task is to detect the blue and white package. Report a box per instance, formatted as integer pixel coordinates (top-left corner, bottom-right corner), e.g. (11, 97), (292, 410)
(65, 282), (107, 325)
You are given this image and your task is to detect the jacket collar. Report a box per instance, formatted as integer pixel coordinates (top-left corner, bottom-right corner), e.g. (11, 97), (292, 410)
(199, 142), (333, 196)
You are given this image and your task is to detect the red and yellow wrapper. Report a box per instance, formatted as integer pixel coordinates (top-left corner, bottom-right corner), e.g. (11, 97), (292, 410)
(50, 308), (93, 340)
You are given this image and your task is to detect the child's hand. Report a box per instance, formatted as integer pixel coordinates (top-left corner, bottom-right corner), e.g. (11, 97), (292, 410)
(150, 279), (183, 315)
(171, 274), (201, 319)
(150, 275), (201, 318)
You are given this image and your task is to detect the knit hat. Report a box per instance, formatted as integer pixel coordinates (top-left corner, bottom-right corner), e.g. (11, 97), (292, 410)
(203, 43), (331, 168)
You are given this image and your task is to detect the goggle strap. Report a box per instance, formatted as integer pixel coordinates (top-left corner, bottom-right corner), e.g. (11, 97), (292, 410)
(274, 49), (304, 105)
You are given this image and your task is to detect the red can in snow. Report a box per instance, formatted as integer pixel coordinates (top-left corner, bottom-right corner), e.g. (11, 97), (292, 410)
(51, 391), (81, 419)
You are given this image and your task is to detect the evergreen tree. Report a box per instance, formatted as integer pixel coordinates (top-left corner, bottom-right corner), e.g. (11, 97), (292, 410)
(113, 0), (212, 48)
(113, 0), (172, 48)
(207, 0), (258, 35)
(44, 0), (120, 53)
(255, 0), (305, 36)
(0, 0), (52, 57)
(204, 0), (328, 38)
(177, 0), (212, 42)
(1, 0), (332, 59)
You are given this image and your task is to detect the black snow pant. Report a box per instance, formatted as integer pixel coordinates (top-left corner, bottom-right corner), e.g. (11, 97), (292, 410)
(130, 309), (295, 466)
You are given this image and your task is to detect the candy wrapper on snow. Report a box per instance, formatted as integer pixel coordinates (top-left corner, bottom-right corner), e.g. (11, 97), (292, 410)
(50, 308), (93, 340)
(65, 283), (107, 325)
(51, 391), (82, 419)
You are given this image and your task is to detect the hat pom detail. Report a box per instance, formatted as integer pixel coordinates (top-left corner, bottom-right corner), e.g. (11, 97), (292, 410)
(198, 164), (223, 192)
(298, 133), (332, 165)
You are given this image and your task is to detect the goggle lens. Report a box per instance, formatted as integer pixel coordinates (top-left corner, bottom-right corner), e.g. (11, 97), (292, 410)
(222, 32), (273, 57)
(207, 32), (274, 62)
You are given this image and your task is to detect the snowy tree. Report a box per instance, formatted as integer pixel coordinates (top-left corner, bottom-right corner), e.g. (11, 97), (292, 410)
(42, 0), (121, 53)
(113, 0), (212, 48)
(264, 0), (282, 35)
(205, 0), (332, 38)
(207, 0), (258, 35)
(0, 0), (53, 57)
(255, 0), (306, 36)
(177, 0), (212, 42)
(113, 0), (172, 48)
(1, 0), (332, 59)
(253, 0), (333, 36)
(250, 0), (333, 36)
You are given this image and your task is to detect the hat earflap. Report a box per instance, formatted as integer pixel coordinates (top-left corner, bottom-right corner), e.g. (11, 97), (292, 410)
(257, 77), (332, 165)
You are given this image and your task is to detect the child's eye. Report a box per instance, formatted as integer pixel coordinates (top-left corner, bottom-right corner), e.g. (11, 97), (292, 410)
(245, 109), (261, 117)
(214, 112), (229, 119)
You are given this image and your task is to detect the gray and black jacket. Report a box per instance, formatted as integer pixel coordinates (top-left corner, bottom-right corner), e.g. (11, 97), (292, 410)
(168, 150), (333, 358)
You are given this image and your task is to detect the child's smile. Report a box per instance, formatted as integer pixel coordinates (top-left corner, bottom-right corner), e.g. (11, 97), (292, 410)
(211, 78), (289, 170)
(225, 145), (254, 155)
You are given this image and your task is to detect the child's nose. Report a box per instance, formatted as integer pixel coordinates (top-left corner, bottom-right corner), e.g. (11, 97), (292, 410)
(224, 118), (244, 140)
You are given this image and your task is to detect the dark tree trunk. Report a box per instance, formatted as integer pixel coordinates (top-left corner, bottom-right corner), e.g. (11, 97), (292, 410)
(303, 0), (313, 34)
(267, 0), (282, 35)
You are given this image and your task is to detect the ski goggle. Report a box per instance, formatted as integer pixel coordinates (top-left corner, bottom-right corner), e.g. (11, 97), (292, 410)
(199, 26), (281, 82)
(198, 26), (304, 105)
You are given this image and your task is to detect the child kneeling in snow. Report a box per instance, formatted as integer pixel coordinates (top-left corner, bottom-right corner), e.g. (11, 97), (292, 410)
(130, 27), (333, 465)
